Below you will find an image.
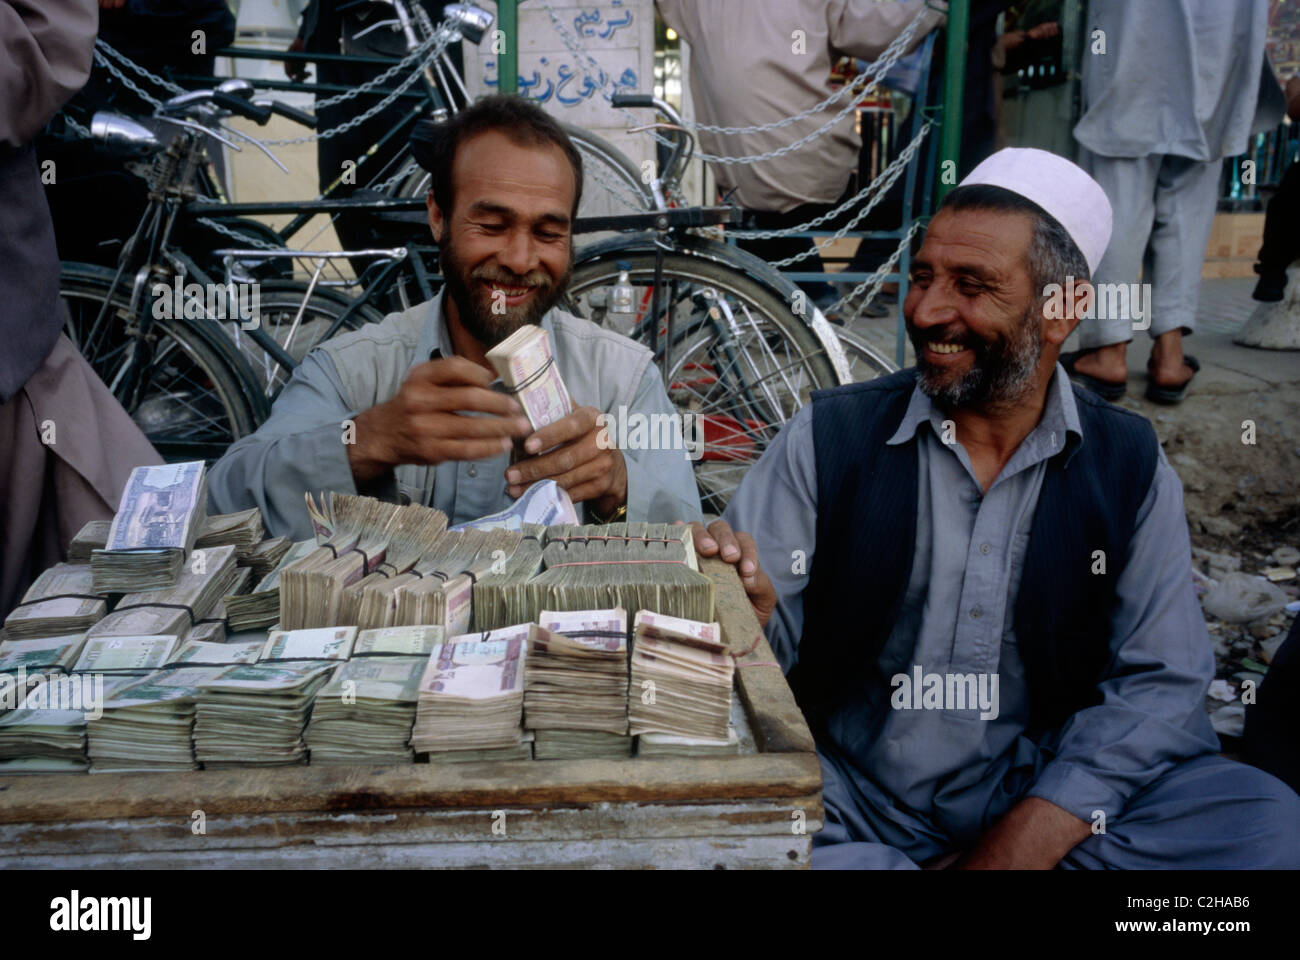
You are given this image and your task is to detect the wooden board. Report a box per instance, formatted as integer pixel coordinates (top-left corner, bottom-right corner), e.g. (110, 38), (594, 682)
(0, 562), (822, 868)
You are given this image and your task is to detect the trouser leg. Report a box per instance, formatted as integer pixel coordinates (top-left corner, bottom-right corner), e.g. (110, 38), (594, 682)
(1146, 155), (1222, 339)
(811, 752), (923, 869)
(1059, 754), (1300, 869)
(1076, 151), (1161, 349)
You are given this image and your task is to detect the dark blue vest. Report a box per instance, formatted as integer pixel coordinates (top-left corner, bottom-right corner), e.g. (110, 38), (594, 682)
(793, 370), (1160, 736)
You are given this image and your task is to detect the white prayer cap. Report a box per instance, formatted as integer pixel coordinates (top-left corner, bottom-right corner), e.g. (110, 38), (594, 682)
(957, 147), (1112, 275)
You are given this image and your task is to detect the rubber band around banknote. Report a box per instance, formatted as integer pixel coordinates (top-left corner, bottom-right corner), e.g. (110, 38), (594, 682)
(110, 601), (197, 627)
(504, 354), (556, 394)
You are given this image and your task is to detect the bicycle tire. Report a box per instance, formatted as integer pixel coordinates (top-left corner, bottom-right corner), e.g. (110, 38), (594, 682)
(229, 282), (386, 401)
(566, 250), (836, 514)
(59, 262), (263, 462)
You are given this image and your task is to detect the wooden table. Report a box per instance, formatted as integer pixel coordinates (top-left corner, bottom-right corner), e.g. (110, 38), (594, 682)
(0, 559), (822, 868)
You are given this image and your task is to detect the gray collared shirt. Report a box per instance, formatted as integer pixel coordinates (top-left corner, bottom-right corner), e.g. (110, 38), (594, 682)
(209, 290), (703, 539)
(722, 366), (1218, 859)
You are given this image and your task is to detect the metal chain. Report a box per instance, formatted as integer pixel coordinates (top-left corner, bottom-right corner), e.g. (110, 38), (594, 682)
(93, 48), (167, 111)
(197, 216), (284, 250)
(62, 115), (93, 138)
(822, 219), (922, 319)
(312, 22), (440, 110)
(96, 40), (186, 97)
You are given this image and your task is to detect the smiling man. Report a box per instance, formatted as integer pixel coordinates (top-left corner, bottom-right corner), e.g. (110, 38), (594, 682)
(698, 148), (1300, 869)
(208, 96), (701, 537)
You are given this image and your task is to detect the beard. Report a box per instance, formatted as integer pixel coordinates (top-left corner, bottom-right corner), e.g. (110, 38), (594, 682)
(909, 301), (1044, 410)
(439, 234), (572, 348)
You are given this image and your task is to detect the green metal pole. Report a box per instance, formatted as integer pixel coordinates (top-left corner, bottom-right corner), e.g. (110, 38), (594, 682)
(498, 0), (519, 95)
(936, 0), (969, 202)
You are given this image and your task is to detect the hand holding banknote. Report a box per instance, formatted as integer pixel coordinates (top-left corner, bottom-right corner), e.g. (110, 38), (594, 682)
(688, 519), (777, 629)
(504, 405), (627, 515)
(347, 357), (533, 483)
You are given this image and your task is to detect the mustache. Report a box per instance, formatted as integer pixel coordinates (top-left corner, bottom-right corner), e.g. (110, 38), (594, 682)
(470, 264), (553, 289)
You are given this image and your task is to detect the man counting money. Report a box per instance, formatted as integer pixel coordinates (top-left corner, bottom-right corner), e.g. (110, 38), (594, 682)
(699, 149), (1300, 869)
(209, 96), (701, 538)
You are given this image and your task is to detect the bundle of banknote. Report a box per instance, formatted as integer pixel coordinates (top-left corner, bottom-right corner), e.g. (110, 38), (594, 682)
(532, 729), (630, 760)
(67, 520), (111, 563)
(353, 624), (444, 657)
(485, 324), (572, 430)
(637, 728), (740, 758)
(179, 566), (253, 645)
(0, 633), (89, 674)
(305, 656), (427, 764)
(259, 626), (356, 662)
(241, 535), (291, 581)
(628, 610), (733, 741)
(91, 460), (209, 593)
(192, 661), (337, 767)
(425, 732), (533, 763)
(410, 625), (529, 756)
(87, 667), (229, 772)
(337, 506), (453, 627)
(525, 608), (630, 758)
(73, 634), (180, 675)
(281, 495), (449, 630)
(195, 508), (265, 564)
(3, 563), (106, 640)
(389, 529), (522, 633)
(449, 480), (578, 533)
(526, 523), (714, 624)
(225, 539), (316, 633)
(165, 638), (263, 668)
(0, 708), (88, 774)
(87, 544), (237, 640)
(473, 536), (544, 631)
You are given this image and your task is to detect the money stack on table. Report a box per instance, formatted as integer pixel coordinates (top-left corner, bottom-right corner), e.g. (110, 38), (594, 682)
(224, 539), (317, 633)
(87, 668), (228, 773)
(85, 544), (238, 641)
(472, 535), (544, 631)
(90, 461), (208, 593)
(0, 707), (89, 775)
(411, 625), (531, 761)
(526, 523), (714, 623)
(305, 657), (427, 764)
(485, 324), (573, 430)
(2, 564), (106, 639)
(527, 608), (631, 759)
(628, 611), (734, 745)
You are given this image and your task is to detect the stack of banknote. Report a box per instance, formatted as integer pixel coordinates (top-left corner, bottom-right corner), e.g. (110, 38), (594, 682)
(473, 535), (544, 631)
(485, 325), (573, 430)
(526, 608), (631, 760)
(410, 625), (529, 758)
(241, 535), (291, 581)
(180, 566), (252, 645)
(628, 611), (733, 741)
(91, 460), (208, 593)
(2, 563), (106, 640)
(225, 539), (316, 633)
(336, 505), (452, 626)
(87, 667), (228, 772)
(637, 728), (740, 757)
(353, 624), (444, 657)
(0, 633), (89, 674)
(526, 523), (714, 624)
(192, 661), (337, 767)
(305, 657), (427, 764)
(391, 529), (521, 633)
(67, 520), (111, 563)
(87, 544), (238, 640)
(165, 637), (263, 667)
(0, 707), (89, 774)
(73, 634), (180, 675)
(195, 508), (264, 562)
(259, 626), (356, 662)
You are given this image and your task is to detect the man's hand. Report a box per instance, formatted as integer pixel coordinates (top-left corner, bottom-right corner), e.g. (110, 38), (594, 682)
(347, 356), (532, 485)
(504, 406), (627, 516)
(690, 519), (777, 628)
(284, 36), (309, 82)
(951, 796), (1092, 870)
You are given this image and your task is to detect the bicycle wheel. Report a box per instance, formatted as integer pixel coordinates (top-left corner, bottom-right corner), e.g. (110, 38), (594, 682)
(59, 262), (262, 462)
(387, 124), (654, 219)
(224, 282), (386, 401)
(836, 328), (899, 382)
(566, 250), (837, 514)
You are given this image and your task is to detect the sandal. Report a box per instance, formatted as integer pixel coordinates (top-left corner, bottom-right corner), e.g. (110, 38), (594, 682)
(1060, 349), (1126, 401)
(1145, 355), (1199, 405)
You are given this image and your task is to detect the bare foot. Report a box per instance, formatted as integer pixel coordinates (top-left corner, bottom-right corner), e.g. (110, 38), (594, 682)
(1148, 333), (1195, 388)
(1072, 343), (1128, 384)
